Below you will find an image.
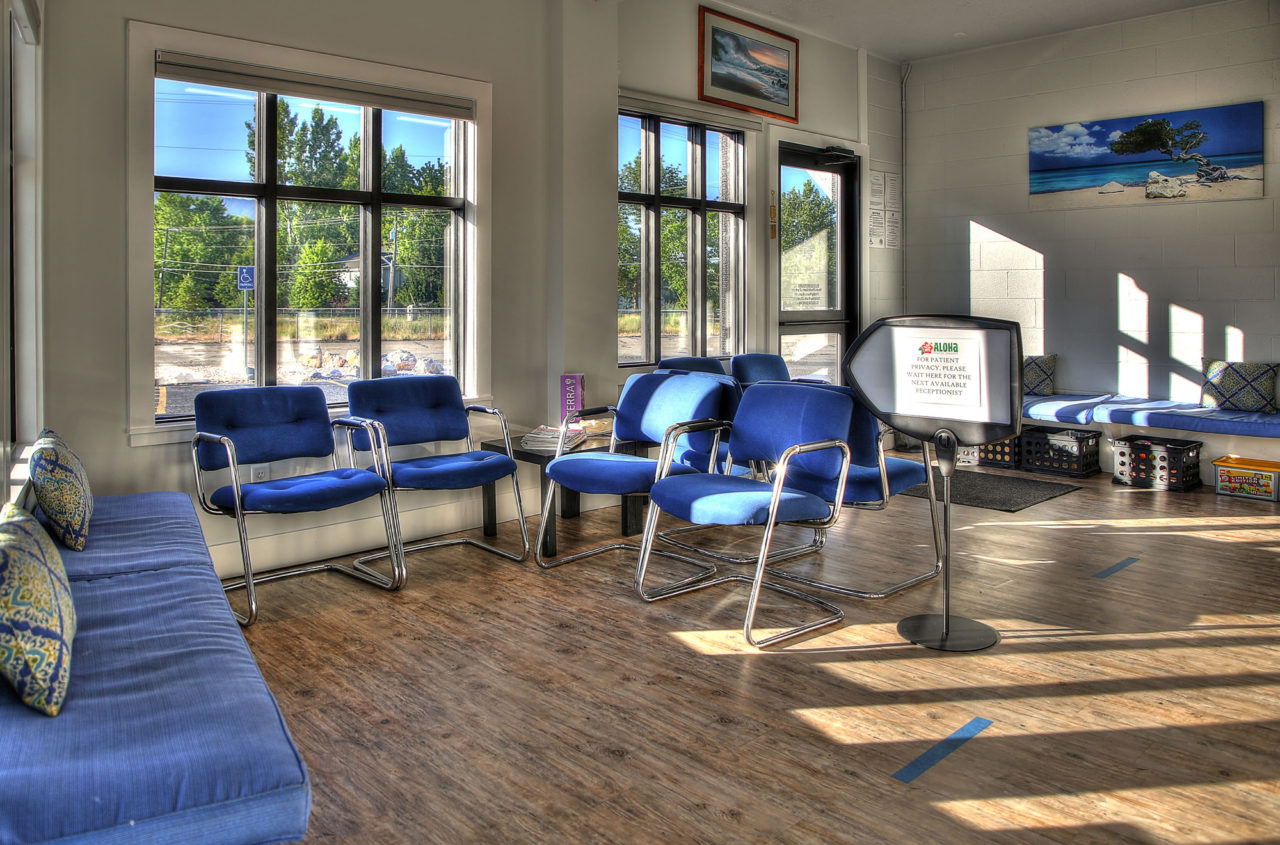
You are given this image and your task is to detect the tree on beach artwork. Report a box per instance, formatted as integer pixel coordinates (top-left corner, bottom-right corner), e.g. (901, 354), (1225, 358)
(1028, 102), (1263, 210)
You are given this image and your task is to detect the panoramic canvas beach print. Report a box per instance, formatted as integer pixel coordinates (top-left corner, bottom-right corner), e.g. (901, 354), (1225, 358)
(1028, 101), (1264, 210)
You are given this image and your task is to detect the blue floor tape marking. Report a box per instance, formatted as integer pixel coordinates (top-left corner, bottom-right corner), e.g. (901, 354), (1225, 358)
(892, 717), (993, 784)
(1094, 556), (1140, 579)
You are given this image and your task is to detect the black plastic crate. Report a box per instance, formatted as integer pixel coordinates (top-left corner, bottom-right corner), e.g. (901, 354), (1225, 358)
(977, 436), (1020, 468)
(1021, 426), (1101, 477)
(1112, 435), (1203, 491)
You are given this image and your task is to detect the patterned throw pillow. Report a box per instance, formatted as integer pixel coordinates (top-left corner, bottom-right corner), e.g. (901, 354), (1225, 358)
(1201, 359), (1278, 413)
(0, 503), (76, 716)
(1023, 354), (1057, 397)
(29, 429), (93, 551)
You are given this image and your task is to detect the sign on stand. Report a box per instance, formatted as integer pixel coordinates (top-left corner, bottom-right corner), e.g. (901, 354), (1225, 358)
(843, 315), (1023, 652)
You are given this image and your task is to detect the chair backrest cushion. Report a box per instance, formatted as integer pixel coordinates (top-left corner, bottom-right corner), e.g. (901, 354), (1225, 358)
(347, 375), (469, 449)
(194, 386), (335, 470)
(729, 383), (852, 477)
(615, 372), (724, 446)
(731, 353), (791, 384)
(657, 356), (726, 376)
(799, 382), (882, 467)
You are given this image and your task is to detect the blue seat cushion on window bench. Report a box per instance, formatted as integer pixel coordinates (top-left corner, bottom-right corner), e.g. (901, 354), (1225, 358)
(1022, 393), (1115, 425)
(1092, 397), (1280, 437)
(0, 564), (310, 845)
(390, 451), (518, 490)
(547, 453), (700, 496)
(649, 473), (833, 525)
(210, 466), (388, 513)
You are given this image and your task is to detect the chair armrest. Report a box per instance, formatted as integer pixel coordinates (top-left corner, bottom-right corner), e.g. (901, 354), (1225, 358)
(655, 417), (731, 478)
(467, 405), (516, 457)
(332, 416), (392, 479)
(190, 431), (241, 516)
(556, 405), (618, 457)
(774, 438), (852, 522)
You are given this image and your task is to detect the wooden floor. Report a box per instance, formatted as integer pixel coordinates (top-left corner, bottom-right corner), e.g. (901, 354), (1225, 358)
(241, 463), (1280, 844)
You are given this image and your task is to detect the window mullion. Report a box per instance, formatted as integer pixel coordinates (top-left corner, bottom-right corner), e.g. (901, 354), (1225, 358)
(360, 107), (381, 378)
(257, 91), (278, 385)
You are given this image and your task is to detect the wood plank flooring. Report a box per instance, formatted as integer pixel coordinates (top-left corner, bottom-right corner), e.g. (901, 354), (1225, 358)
(240, 463), (1280, 843)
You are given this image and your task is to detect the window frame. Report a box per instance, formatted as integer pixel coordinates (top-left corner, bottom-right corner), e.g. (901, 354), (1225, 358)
(617, 110), (745, 367)
(126, 22), (492, 443)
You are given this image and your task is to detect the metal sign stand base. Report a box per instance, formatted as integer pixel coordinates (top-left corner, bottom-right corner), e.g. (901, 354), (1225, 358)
(897, 432), (1000, 652)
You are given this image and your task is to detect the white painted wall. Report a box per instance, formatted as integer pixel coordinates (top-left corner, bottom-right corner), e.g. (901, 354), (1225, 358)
(904, 0), (1279, 403)
(29, 0), (879, 576)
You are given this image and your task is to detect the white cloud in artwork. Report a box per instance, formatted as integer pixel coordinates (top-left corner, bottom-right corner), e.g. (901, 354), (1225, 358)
(1028, 123), (1111, 159)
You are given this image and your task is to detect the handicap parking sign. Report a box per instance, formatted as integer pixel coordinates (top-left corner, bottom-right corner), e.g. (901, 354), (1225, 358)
(237, 266), (255, 290)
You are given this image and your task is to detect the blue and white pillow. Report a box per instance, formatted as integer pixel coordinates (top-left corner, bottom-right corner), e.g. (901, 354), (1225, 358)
(0, 503), (76, 716)
(1023, 354), (1057, 397)
(1201, 359), (1278, 413)
(29, 429), (94, 551)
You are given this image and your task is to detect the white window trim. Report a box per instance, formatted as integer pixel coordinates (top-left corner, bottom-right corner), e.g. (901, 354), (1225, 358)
(125, 21), (492, 445)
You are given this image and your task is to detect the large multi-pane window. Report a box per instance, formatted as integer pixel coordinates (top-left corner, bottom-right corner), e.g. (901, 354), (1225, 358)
(152, 65), (470, 419)
(617, 113), (743, 365)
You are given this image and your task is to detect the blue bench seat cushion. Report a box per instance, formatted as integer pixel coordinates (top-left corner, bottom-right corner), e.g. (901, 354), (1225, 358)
(0, 563), (310, 845)
(650, 473), (832, 525)
(391, 450), (518, 490)
(1093, 397), (1280, 438)
(210, 467), (387, 513)
(1022, 393), (1113, 425)
(55, 492), (214, 581)
(547, 453), (699, 495)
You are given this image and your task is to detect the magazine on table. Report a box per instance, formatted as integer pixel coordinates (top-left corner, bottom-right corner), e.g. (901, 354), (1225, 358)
(520, 423), (586, 451)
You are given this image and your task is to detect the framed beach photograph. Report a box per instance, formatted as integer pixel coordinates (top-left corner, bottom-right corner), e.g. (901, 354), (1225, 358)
(699, 6), (798, 123)
(1028, 101), (1264, 210)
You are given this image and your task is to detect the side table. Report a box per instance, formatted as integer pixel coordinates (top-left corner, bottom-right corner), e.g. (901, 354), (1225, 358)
(479, 435), (643, 556)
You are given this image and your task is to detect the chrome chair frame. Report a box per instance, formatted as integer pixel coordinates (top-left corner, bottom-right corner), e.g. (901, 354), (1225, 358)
(533, 405), (718, 592)
(343, 403), (530, 568)
(660, 413), (945, 600)
(765, 433), (943, 599)
(191, 415), (407, 627)
(635, 416), (853, 648)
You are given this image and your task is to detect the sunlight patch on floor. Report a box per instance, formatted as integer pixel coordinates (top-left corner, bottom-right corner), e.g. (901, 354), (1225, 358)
(932, 779), (1280, 843)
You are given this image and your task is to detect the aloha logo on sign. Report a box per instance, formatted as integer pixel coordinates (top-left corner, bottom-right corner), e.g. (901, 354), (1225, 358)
(918, 340), (959, 354)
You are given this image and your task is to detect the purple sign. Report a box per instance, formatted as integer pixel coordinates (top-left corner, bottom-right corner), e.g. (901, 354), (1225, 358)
(560, 374), (584, 423)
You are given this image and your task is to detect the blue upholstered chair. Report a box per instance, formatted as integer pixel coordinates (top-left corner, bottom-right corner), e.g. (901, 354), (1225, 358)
(536, 371), (725, 574)
(635, 382), (853, 647)
(346, 375), (530, 566)
(654, 368), (744, 474)
(657, 356), (727, 375)
(761, 382), (944, 598)
(731, 353), (791, 385)
(191, 385), (406, 626)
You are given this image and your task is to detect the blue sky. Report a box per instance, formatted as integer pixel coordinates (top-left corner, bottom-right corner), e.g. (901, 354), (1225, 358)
(1028, 101), (1263, 172)
(154, 78), (454, 216)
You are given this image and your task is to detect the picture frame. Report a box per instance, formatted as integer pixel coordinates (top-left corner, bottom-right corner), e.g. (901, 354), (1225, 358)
(698, 6), (798, 123)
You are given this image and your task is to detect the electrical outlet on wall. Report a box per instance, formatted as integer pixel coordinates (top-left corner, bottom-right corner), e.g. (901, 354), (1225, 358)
(251, 464), (268, 482)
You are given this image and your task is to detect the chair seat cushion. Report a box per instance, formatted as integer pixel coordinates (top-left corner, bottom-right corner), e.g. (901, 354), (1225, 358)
(391, 451), (517, 490)
(211, 467), (387, 513)
(546, 453), (698, 495)
(650, 473), (832, 525)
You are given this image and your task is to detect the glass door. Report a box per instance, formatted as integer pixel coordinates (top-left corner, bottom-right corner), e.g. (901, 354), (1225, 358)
(778, 144), (859, 382)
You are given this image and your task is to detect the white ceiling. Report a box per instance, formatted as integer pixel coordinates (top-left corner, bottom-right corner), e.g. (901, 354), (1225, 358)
(714, 0), (1228, 62)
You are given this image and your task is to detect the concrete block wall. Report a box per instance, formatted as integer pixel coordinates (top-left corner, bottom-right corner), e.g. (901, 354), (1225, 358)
(903, 0), (1279, 398)
(867, 53), (906, 322)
